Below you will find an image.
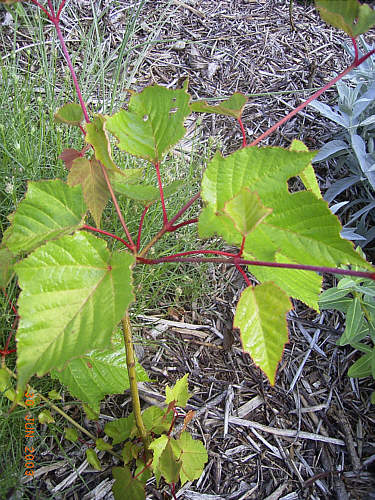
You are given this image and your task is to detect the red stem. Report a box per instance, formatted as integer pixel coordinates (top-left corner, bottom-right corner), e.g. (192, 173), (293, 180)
(53, 22), (90, 123)
(56, 0), (66, 19)
(134, 459), (153, 480)
(249, 47), (375, 147)
(237, 236), (246, 257)
(81, 225), (133, 251)
(171, 482), (177, 500)
(238, 118), (247, 147)
(136, 203), (152, 251)
(168, 192), (200, 227)
(351, 36), (359, 64)
(168, 218), (198, 231)
(235, 263), (251, 286)
(150, 249), (239, 260)
(154, 162), (168, 225)
(30, 0), (52, 18)
(139, 256), (375, 281)
(99, 164), (136, 252)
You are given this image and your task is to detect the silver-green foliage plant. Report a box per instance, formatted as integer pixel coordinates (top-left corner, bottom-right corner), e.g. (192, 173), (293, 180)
(310, 36), (375, 247)
(319, 250), (375, 403)
(1, 0), (375, 498)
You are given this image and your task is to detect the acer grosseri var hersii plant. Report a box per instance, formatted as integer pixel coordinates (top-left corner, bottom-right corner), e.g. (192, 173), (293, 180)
(1, 0), (375, 497)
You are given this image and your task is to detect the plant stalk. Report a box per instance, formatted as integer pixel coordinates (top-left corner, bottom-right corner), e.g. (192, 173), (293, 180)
(122, 313), (149, 449)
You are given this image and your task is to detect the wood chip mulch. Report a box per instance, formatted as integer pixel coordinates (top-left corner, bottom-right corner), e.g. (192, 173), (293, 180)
(2, 0), (375, 499)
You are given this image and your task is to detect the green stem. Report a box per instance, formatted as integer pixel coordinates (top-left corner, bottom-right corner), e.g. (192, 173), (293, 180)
(122, 313), (149, 449)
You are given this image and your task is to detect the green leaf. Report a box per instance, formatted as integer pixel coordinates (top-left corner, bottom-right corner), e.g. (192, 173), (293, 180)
(223, 188), (272, 237)
(86, 449), (102, 471)
(54, 103), (84, 126)
(200, 148), (316, 212)
(319, 287), (352, 313)
(3, 180), (86, 255)
(0, 248), (14, 287)
(15, 232), (135, 391)
(105, 413), (136, 445)
(82, 403), (100, 421)
(165, 374), (190, 407)
(338, 297), (363, 346)
(38, 410), (55, 424)
(289, 140), (322, 199)
(191, 93), (248, 119)
(233, 282), (291, 385)
(85, 115), (120, 171)
(96, 438), (113, 451)
(48, 389), (62, 400)
(121, 441), (133, 464)
(159, 440), (181, 484)
(149, 434), (169, 486)
(51, 330), (149, 411)
(170, 432), (208, 486)
(64, 427), (79, 442)
(106, 85), (191, 163)
(315, 0), (375, 37)
(142, 406), (173, 434)
(248, 252), (322, 312)
(68, 158), (109, 227)
(112, 182), (159, 202)
(348, 349), (375, 378)
(112, 466), (145, 500)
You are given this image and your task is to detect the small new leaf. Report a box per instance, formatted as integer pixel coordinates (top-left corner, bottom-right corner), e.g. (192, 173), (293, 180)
(165, 373), (190, 407)
(65, 428), (79, 442)
(96, 438), (113, 451)
(141, 406), (173, 434)
(68, 157), (109, 227)
(234, 282), (292, 385)
(85, 115), (119, 171)
(223, 188), (272, 237)
(112, 466), (145, 500)
(54, 103), (84, 126)
(170, 432), (208, 486)
(191, 92), (248, 119)
(105, 413), (136, 445)
(159, 441), (181, 484)
(315, 0), (375, 37)
(38, 410), (55, 425)
(86, 449), (102, 471)
(149, 434), (168, 486)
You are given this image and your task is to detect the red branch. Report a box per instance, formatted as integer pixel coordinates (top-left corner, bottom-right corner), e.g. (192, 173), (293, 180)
(249, 46), (375, 147)
(81, 225), (133, 251)
(235, 263), (251, 286)
(238, 118), (247, 147)
(139, 255), (375, 281)
(99, 164), (136, 252)
(168, 218), (198, 231)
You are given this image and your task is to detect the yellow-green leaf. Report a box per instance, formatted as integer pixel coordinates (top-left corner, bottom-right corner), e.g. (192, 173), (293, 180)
(54, 103), (84, 126)
(233, 282), (292, 385)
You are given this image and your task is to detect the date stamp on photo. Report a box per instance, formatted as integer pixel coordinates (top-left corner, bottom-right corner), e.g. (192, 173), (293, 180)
(24, 389), (37, 478)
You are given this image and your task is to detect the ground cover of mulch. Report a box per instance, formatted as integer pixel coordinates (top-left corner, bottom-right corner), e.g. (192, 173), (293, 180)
(2, 0), (375, 499)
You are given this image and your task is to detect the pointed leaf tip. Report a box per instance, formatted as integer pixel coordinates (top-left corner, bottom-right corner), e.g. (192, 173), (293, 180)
(234, 282), (291, 385)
